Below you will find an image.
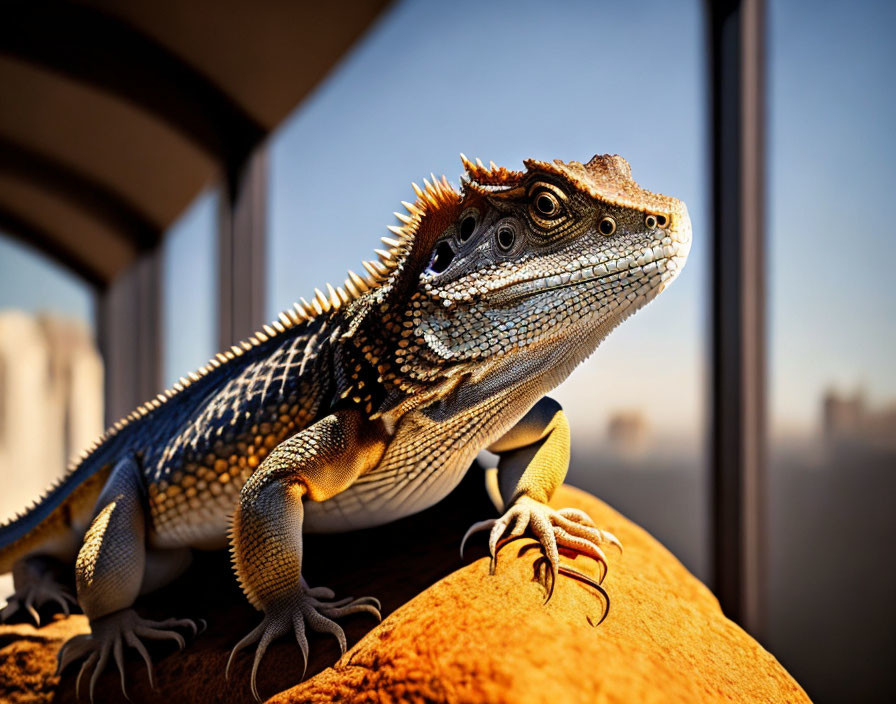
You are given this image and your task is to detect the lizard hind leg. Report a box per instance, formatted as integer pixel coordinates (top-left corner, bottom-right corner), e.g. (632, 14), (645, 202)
(57, 454), (200, 701)
(1, 555), (77, 625)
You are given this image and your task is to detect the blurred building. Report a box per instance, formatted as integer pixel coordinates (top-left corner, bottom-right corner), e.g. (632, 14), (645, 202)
(0, 311), (103, 524)
(822, 388), (896, 454)
(607, 410), (649, 460)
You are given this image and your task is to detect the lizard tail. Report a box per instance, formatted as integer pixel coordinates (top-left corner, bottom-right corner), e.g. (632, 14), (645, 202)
(0, 460), (112, 575)
(0, 404), (146, 575)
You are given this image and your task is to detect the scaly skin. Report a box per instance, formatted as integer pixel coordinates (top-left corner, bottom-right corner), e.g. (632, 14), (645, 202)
(0, 153), (691, 701)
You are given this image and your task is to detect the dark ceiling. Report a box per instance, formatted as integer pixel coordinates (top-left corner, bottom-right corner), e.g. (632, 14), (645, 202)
(0, 0), (390, 286)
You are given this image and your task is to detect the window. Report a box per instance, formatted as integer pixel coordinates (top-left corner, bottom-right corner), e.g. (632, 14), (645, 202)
(162, 188), (218, 387)
(0, 234), (102, 598)
(269, 0), (708, 579)
(767, 2), (896, 700)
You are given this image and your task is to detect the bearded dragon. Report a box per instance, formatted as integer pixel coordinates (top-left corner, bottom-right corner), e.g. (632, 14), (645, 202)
(0, 154), (690, 701)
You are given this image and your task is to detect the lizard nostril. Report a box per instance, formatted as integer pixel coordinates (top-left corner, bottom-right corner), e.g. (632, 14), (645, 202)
(459, 216), (476, 242)
(427, 241), (455, 274)
(655, 214), (668, 228)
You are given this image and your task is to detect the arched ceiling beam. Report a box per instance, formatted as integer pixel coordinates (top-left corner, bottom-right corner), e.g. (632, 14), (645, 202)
(0, 210), (107, 288)
(0, 137), (160, 251)
(0, 1), (265, 171)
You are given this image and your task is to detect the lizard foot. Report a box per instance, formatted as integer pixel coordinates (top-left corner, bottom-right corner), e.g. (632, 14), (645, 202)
(461, 496), (622, 602)
(1, 570), (77, 626)
(56, 608), (200, 702)
(226, 580), (381, 702)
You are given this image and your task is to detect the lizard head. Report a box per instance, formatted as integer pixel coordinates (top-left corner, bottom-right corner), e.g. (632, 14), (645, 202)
(399, 154), (691, 387)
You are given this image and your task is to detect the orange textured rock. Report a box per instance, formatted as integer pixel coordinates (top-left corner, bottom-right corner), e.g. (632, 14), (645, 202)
(0, 475), (809, 703)
(272, 484), (809, 704)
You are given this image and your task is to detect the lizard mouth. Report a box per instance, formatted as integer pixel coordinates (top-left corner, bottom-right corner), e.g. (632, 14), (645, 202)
(488, 256), (677, 306)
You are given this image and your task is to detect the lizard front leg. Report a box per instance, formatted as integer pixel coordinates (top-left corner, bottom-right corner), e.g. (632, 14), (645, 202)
(462, 397), (621, 604)
(228, 408), (386, 701)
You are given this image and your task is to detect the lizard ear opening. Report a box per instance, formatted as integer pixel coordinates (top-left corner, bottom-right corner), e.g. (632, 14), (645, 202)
(426, 241), (455, 275)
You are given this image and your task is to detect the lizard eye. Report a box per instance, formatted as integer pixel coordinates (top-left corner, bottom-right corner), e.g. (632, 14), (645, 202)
(535, 192), (560, 217)
(426, 241), (455, 274)
(494, 219), (520, 253)
(599, 216), (617, 236)
(496, 226), (515, 251)
(527, 182), (568, 230)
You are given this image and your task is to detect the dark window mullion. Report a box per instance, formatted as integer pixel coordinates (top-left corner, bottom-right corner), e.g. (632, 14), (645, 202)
(706, 0), (768, 639)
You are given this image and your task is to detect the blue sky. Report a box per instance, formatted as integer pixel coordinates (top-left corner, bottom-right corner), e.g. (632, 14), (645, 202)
(0, 236), (94, 323)
(266, 0), (706, 445)
(0, 0), (893, 440)
(768, 0), (896, 429)
(161, 189), (217, 386)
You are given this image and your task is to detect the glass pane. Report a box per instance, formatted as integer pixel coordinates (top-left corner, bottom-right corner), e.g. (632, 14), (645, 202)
(768, 2), (896, 701)
(162, 188), (218, 387)
(270, 0), (707, 579)
(0, 235), (104, 598)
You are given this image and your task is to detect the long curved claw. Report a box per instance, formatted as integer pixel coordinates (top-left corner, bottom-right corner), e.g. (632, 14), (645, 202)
(250, 623), (287, 702)
(292, 613), (309, 681)
(460, 519), (497, 559)
(124, 630), (156, 689)
(134, 625), (186, 650)
(562, 565), (611, 626)
(553, 527), (609, 584)
(89, 639), (111, 704)
(153, 616), (200, 636)
(226, 622), (264, 681)
(349, 595), (382, 611)
(76, 651), (99, 700)
(304, 608), (347, 655)
(230, 587), (381, 702)
(112, 636), (128, 700)
(49, 592), (72, 617)
(526, 509), (560, 602)
(24, 595), (40, 626)
(317, 602), (382, 620)
(58, 634), (92, 675)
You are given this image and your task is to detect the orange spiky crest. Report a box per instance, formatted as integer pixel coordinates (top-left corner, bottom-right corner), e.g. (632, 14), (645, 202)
(460, 153), (525, 191)
(523, 155), (688, 217)
(461, 153), (685, 221)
